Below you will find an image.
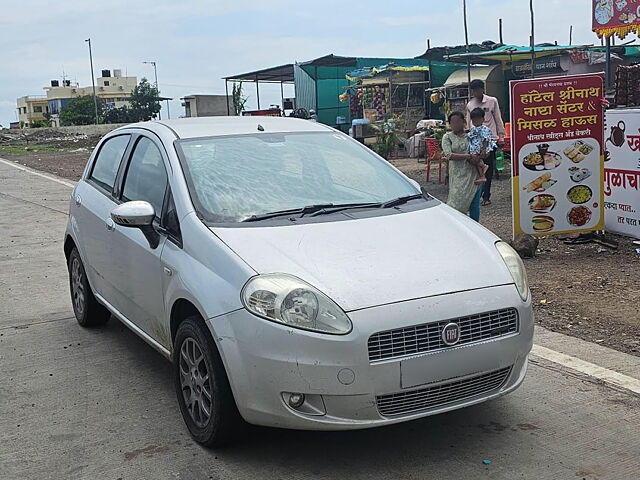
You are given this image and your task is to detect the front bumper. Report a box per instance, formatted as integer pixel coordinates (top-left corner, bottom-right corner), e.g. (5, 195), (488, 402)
(208, 284), (533, 430)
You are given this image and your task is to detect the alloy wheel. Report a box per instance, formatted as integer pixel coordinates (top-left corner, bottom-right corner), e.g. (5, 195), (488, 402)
(71, 257), (85, 318)
(179, 337), (213, 428)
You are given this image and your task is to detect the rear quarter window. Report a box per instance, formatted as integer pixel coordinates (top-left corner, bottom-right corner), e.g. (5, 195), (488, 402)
(89, 134), (131, 192)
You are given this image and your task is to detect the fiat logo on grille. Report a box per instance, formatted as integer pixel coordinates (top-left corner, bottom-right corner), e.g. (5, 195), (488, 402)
(441, 322), (461, 346)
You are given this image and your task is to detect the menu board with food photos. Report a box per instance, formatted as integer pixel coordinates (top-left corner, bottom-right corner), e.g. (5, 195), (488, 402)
(510, 74), (606, 237)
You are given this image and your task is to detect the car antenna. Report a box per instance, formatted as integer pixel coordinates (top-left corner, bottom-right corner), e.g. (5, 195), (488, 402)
(257, 124), (264, 131)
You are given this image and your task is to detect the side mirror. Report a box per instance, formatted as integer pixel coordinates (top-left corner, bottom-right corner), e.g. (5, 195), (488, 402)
(111, 201), (160, 249)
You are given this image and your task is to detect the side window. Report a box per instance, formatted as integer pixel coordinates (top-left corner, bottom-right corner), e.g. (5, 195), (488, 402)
(90, 135), (130, 192)
(122, 137), (168, 216)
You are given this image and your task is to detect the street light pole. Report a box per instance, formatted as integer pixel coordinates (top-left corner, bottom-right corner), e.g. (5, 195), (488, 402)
(143, 61), (163, 120)
(463, 0), (471, 97)
(85, 38), (99, 124)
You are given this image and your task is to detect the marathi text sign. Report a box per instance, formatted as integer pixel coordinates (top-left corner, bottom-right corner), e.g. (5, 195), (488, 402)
(593, 0), (640, 39)
(603, 109), (640, 239)
(510, 74), (605, 238)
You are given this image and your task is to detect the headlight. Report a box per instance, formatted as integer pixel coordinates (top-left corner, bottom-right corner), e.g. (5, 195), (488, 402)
(241, 274), (352, 335)
(495, 241), (529, 301)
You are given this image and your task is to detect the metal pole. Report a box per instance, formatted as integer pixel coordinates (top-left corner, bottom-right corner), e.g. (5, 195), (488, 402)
(499, 19), (503, 44)
(280, 81), (284, 114)
(166, 100), (170, 119)
(225, 80), (230, 115)
(255, 76), (260, 110)
(463, 0), (471, 97)
(143, 61), (161, 119)
(605, 36), (612, 89)
(569, 25), (573, 45)
(530, 0), (535, 79)
(85, 38), (98, 124)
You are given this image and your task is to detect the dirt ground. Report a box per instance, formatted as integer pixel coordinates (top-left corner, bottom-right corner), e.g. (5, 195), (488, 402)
(0, 132), (638, 357)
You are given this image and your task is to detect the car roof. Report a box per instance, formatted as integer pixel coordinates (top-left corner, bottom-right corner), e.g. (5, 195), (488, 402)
(120, 116), (333, 140)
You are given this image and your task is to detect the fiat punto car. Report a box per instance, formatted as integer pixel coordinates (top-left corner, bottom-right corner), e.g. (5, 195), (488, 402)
(64, 117), (533, 446)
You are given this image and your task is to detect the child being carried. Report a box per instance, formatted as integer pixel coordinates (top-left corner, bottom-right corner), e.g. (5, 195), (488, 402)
(468, 107), (498, 184)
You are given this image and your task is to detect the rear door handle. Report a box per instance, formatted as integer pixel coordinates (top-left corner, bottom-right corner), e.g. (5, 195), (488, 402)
(105, 218), (115, 231)
(74, 194), (81, 207)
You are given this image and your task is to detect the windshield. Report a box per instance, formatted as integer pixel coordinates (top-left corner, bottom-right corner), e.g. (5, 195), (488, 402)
(176, 132), (420, 223)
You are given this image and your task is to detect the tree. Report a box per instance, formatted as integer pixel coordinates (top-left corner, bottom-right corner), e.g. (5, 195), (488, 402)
(59, 96), (104, 126)
(129, 77), (161, 121)
(104, 105), (135, 124)
(232, 82), (248, 115)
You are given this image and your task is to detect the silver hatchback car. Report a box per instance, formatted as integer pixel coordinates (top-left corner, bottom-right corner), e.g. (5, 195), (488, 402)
(64, 117), (533, 446)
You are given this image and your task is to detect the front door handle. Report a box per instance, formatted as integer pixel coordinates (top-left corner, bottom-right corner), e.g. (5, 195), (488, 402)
(105, 218), (115, 231)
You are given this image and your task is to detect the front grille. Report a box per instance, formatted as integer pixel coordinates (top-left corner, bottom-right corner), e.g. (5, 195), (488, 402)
(376, 367), (512, 417)
(368, 308), (518, 362)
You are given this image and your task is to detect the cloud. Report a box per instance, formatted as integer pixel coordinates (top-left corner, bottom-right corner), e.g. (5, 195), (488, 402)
(0, 0), (602, 125)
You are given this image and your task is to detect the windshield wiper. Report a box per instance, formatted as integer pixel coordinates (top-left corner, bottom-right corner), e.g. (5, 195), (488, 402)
(380, 194), (425, 209)
(242, 204), (335, 222)
(309, 194), (426, 217)
(307, 202), (381, 217)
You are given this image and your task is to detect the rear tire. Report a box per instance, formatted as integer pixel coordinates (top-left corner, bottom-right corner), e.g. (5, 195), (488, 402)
(68, 247), (110, 327)
(174, 316), (244, 447)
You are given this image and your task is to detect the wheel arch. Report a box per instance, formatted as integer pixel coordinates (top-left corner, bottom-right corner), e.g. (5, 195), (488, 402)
(170, 298), (207, 349)
(63, 234), (77, 263)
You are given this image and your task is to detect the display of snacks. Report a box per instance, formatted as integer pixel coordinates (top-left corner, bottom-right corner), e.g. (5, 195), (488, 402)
(562, 141), (593, 164)
(522, 151), (562, 171)
(567, 185), (593, 204)
(567, 206), (592, 227)
(523, 173), (557, 193)
(568, 167), (592, 183)
(532, 215), (555, 232)
(528, 194), (557, 213)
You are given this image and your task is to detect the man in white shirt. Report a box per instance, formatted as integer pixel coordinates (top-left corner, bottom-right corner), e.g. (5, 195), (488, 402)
(466, 79), (506, 206)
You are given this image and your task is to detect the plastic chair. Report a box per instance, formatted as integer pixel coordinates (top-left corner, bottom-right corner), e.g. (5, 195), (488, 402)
(425, 138), (445, 184)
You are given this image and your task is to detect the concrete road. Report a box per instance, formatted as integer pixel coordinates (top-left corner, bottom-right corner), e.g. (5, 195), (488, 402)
(1, 158), (639, 480)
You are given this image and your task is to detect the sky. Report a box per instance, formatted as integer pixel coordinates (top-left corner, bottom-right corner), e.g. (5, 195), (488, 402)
(0, 0), (608, 127)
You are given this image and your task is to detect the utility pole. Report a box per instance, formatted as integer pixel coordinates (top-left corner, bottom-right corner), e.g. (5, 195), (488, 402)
(85, 38), (99, 124)
(143, 61), (161, 120)
(530, 0), (535, 79)
(463, 0), (471, 97)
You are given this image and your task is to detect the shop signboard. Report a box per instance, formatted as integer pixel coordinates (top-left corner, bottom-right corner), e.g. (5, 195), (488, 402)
(593, 0), (640, 38)
(512, 56), (565, 79)
(510, 74), (605, 238)
(603, 109), (640, 239)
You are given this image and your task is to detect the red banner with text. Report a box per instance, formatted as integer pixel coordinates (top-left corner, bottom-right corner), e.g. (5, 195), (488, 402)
(593, 0), (640, 39)
(510, 74), (605, 238)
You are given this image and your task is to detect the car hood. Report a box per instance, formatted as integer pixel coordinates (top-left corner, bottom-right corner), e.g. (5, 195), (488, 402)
(211, 205), (514, 312)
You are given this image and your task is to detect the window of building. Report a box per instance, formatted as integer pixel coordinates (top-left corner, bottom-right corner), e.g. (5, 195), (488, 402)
(33, 106), (43, 113)
(104, 81), (110, 87)
(89, 135), (131, 192)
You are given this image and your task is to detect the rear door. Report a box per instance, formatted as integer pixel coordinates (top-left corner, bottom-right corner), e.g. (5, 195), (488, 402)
(73, 133), (131, 301)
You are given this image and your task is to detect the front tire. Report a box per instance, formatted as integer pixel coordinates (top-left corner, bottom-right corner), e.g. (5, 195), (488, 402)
(68, 247), (110, 327)
(174, 316), (243, 447)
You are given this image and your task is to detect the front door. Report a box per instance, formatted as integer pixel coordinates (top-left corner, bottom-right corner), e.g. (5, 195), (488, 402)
(107, 134), (169, 344)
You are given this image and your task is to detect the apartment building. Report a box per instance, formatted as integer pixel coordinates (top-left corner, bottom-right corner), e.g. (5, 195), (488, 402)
(16, 69), (137, 127)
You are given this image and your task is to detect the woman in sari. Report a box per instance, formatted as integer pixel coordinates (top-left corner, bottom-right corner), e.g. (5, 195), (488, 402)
(441, 111), (484, 221)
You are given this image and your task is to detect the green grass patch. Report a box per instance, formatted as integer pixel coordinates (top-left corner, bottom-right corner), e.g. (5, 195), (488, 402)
(0, 145), (66, 154)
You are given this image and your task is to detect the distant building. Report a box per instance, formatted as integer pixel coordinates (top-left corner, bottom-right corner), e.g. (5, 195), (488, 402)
(16, 96), (50, 127)
(181, 95), (233, 117)
(16, 69), (137, 127)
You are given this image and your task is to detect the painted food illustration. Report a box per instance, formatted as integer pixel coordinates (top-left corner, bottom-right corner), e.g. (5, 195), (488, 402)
(523, 173), (558, 193)
(568, 167), (592, 183)
(563, 141), (593, 164)
(567, 185), (593, 204)
(528, 194), (557, 213)
(523, 151), (562, 171)
(532, 215), (555, 233)
(567, 206), (592, 227)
